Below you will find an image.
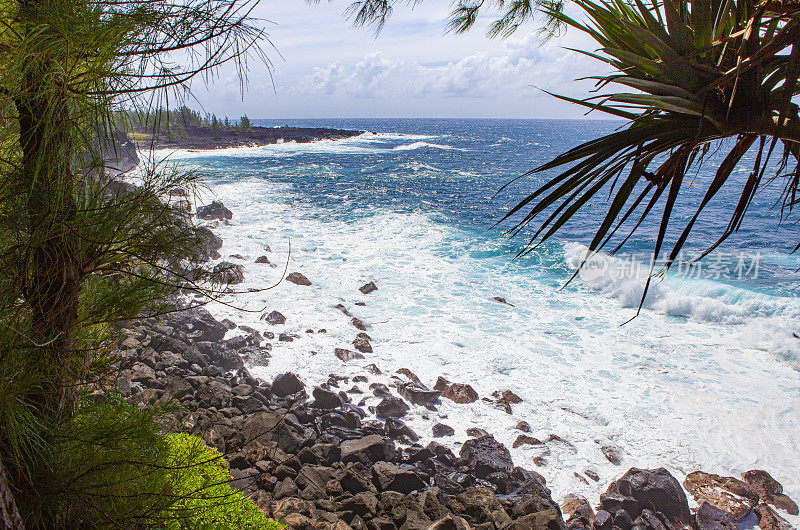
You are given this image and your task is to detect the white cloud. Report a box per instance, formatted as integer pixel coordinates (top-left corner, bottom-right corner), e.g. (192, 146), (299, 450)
(295, 32), (598, 100)
(187, 0), (609, 118)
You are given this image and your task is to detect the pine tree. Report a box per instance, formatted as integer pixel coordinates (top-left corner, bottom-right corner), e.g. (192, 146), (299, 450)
(0, 0), (269, 523)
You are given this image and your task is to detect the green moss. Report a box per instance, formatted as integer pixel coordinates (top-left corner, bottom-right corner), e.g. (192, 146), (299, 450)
(163, 433), (285, 530)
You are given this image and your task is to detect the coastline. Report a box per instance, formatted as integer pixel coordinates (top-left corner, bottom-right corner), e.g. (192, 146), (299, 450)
(139, 125), (364, 151)
(142, 199), (796, 528)
(113, 133), (800, 529)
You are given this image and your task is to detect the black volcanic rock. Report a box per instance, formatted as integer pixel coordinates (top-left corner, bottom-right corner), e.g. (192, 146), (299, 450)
(272, 372), (304, 397)
(166, 307), (227, 342)
(286, 272), (311, 286)
(150, 125), (363, 150)
(193, 227), (222, 261)
(460, 434), (513, 479)
(340, 435), (395, 465)
(696, 503), (737, 530)
(312, 386), (342, 409)
(375, 397), (409, 418)
(398, 383), (440, 406)
(359, 281), (377, 294)
(371, 461), (425, 494)
(197, 200), (232, 221)
(432, 423), (455, 437)
(603, 467), (691, 524)
(263, 310), (286, 325)
(211, 261), (244, 284)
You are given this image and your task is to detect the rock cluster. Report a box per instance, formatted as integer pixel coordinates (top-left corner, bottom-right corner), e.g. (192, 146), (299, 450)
(113, 291), (798, 530)
(113, 197), (798, 530)
(560, 466), (797, 530)
(113, 313), (568, 530)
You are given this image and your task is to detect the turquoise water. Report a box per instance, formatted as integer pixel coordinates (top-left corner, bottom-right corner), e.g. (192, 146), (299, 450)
(155, 118), (800, 519)
(194, 118), (800, 296)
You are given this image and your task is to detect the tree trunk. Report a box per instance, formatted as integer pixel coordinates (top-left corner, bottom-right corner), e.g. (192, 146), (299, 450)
(0, 460), (23, 530)
(16, 0), (82, 422)
(0, 456), (25, 530)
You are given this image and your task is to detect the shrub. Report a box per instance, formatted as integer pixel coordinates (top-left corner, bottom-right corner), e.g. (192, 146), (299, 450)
(7, 396), (283, 528)
(162, 433), (283, 530)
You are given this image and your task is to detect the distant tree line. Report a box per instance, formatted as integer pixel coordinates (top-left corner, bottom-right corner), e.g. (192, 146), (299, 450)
(115, 106), (253, 133)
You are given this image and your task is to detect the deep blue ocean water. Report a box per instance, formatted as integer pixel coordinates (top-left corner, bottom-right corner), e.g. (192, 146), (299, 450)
(157, 118), (800, 516)
(195, 117), (800, 297)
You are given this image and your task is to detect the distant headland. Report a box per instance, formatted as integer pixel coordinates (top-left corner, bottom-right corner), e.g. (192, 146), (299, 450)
(138, 125), (364, 150)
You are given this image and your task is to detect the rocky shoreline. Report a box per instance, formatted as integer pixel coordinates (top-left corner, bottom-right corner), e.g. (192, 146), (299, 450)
(108, 196), (798, 530)
(142, 125), (364, 150)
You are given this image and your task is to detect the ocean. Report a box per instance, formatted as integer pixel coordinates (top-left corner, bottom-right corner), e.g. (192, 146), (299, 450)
(152, 118), (800, 518)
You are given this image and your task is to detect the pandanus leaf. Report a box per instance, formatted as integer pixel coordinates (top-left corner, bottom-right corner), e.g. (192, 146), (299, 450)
(497, 0), (800, 317)
(610, 76), (698, 99)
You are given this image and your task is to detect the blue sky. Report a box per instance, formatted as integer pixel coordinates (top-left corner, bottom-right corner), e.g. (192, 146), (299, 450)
(190, 0), (607, 119)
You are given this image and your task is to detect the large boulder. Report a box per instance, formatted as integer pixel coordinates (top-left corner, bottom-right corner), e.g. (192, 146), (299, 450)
(696, 502), (738, 530)
(340, 435), (395, 465)
(460, 435), (514, 479)
(192, 227), (223, 261)
(353, 336), (372, 353)
(432, 423), (455, 437)
(743, 470), (799, 516)
(451, 486), (508, 525)
(371, 462), (425, 494)
(383, 417), (419, 442)
(312, 386), (342, 409)
(231, 411), (303, 453)
(286, 272), (311, 286)
(561, 494), (593, 524)
(683, 471), (759, 520)
(754, 503), (793, 530)
(341, 462), (375, 494)
(376, 396), (409, 418)
(271, 372), (304, 397)
(398, 383), (440, 406)
(195, 341), (243, 372)
(342, 491), (379, 518)
(166, 307), (227, 342)
(501, 473), (562, 527)
(197, 200), (232, 221)
(263, 310), (286, 325)
(442, 382), (479, 404)
(602, 467), (691, 525)
(335, 348), (364, 362)
(359, 281), (377, 294)
(211, 261), (244, 284)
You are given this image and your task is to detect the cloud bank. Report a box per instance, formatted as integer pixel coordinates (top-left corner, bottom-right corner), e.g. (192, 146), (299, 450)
(298, 34), (592, 100)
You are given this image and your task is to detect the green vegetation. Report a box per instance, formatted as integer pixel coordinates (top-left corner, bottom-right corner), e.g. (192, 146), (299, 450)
(0, 0), (275, 525)
(10, 396), (282, 528)
(163, 433), (282, 530)
(338, 0), (800, 309)
(115, 106), (256, 135)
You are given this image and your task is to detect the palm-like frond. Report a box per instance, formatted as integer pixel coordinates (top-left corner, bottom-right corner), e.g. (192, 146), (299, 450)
(501, 0), (800, 313)
(332, 0), (551, 37)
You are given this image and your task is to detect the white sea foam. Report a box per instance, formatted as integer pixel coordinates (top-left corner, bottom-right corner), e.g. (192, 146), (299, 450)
(141, 132), (465, 160)
(392, 141), (464, 151)
(193, 177), (799, 524)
